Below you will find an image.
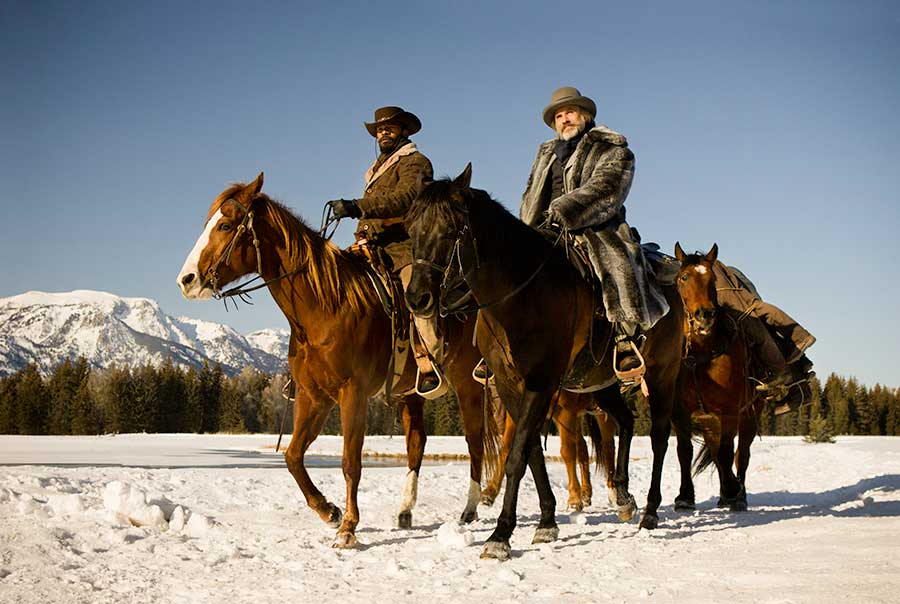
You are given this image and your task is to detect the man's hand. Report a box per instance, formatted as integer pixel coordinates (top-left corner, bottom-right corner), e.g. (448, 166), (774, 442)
(326, 198), (362, 219)
(541, 207), (565, 230)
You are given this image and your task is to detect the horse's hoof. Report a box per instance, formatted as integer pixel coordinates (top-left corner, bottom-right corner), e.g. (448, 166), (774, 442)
(730, 499), (748, 512)
(332, 531), (358, 549)
(460, 509), (478, 524)
(674, 497), (696, 512)
(607, 492), (618, 508)
(581, 497), (592, 508)
(325, 505), (343, 528)
(716, 497), (729, 508)
(532, 526), (559, 544)
(480, 492), (496, 507)
(616, 494), (637, 522)
(397, 510), (412, 529)
(639, 513), (659, 530)
(480, 540), (511, 560)
(566, 501), (584, 513)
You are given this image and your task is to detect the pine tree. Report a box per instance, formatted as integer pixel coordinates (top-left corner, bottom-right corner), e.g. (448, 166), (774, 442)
(157, 358), (187, 433)
(70, 369), (99, 435)
(0, 372), (21, 434)
(16, 364), (49, 435)
(48, 359), (78, 434)
(804, 414), (835, 443)
(219, 379), (246, 433)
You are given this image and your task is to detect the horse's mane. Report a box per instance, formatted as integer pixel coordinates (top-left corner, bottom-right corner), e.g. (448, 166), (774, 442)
(679, 252), (710, 268)
(408, 178), (550, 258)
(215, 186), (373, 315)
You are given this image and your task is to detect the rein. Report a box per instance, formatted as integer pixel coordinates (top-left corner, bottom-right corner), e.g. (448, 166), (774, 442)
(414, 220), (562, 318)
(207, 197), (306, 305)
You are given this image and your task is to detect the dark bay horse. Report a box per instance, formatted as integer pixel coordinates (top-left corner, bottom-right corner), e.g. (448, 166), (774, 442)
(672, 243), (764, 512)
(405, 166), (684, 559)
(481, 387), (631, 516)
(176, 173), (498, 547)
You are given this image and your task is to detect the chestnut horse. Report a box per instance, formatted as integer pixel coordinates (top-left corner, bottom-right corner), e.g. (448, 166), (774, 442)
(671, 243), (763, 511)
(482, 387), (631, 516)
(176, 173), (498, 547)
(405, 167), (684, 559)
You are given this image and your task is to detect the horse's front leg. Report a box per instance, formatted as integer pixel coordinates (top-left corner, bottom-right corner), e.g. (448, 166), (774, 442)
(397, 395), (426, 529)
(715, 427), (744, 511)
(283, 388), (342, 527)
(640, 384), (674, 530)
(671, 398), (696, 511)
(481, 388), (555, 561)
(601, 388), (638, 522)
(333, 387), (367, 548)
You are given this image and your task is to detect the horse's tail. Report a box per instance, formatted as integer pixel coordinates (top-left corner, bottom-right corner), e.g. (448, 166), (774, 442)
(690, 412), (721, 477)
(585, 414), (606, 476)
(692, 442), (716, 477)
(480, 382), (501, 482)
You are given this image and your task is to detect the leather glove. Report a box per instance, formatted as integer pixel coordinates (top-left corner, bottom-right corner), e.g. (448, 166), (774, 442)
(327, 198), (362, 219)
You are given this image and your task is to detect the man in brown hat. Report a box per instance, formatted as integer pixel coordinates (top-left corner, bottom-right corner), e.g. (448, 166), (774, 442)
(326, 106), (442, 394)
(520, 86), (669, 383)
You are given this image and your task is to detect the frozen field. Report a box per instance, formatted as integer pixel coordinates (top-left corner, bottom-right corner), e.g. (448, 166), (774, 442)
(1, 433), (898, 603)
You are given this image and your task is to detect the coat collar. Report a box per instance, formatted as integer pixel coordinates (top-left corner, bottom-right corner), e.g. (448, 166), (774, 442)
(365, 142), (419, 188)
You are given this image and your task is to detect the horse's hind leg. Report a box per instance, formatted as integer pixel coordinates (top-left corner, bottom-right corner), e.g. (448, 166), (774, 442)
(555, 407), (585, 512)
(397, 396), (426, 529)
(455, 378), (489, 523)
(528, 430), (560, 544)
(283, 388), (342, 527)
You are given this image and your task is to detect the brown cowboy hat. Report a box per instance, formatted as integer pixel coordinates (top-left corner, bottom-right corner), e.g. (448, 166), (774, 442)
(364, 106), (422, 137)
(542, 86), (597, 128)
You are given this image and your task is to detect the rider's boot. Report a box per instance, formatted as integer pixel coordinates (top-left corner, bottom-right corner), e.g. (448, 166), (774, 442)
(613, 322), (646, 385)
(744, 317), (793, 402)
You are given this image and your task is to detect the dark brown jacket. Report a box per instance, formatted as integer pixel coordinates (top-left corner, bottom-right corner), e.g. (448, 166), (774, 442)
(355, 142), (433, 270)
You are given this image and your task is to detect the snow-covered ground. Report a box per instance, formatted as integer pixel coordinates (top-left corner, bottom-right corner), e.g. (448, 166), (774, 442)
(1, 434), (898, 603)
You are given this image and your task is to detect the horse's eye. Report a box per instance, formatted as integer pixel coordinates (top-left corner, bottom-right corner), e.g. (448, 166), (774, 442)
(679, 274), (689, 282)
(218, 223), (232, 232)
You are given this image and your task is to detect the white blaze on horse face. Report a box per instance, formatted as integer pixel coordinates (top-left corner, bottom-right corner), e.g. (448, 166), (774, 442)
(177, 209), (223, 300)
(693, 264), (708, 276)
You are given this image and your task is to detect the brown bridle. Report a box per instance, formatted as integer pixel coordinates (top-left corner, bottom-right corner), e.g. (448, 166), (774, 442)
(205, 196), (304, 304)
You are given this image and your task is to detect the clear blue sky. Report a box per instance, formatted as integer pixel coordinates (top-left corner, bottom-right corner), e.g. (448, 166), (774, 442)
(2, 1), (898, 387)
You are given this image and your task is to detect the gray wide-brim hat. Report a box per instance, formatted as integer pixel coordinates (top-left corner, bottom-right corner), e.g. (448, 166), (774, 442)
(364, 106), (422, 137)
(542, 86), (597, 128)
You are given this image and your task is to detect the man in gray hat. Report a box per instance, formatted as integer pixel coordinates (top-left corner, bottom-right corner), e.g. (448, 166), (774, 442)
(327, 106), (442, 395)
(520, 86), (670, 382)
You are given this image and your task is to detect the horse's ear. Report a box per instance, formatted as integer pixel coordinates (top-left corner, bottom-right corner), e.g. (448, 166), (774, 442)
(674, 241), (685, 262)
(706, 243), (718, 263)
(250, 172), (264, 195)
(455, 163), (473, 188)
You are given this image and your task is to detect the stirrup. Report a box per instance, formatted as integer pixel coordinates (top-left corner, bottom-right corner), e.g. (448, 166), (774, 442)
(415, 365), (449, 400)
(613, 339), (646, 385)
(472, 358), (493, 385)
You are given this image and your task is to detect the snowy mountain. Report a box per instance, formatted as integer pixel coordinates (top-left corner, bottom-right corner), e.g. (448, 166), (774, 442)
(0, 290), (290, 377)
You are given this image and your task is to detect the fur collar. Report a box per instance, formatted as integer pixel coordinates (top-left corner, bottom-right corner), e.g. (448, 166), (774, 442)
(539, 125), (628, 153)
(365, 142), (419, 188)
